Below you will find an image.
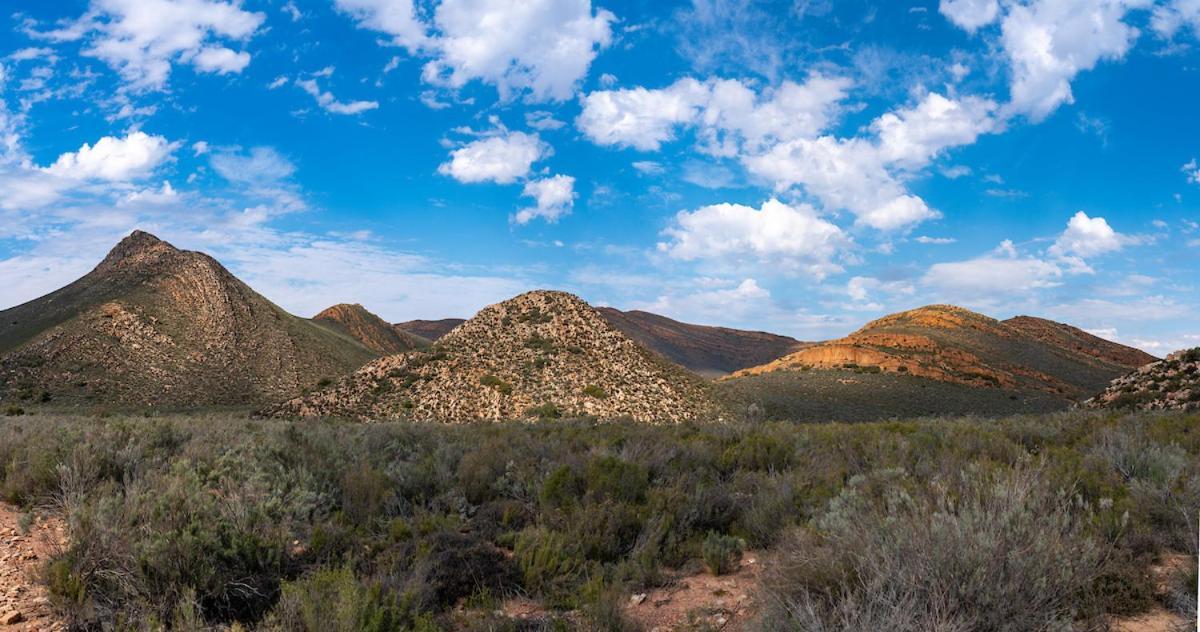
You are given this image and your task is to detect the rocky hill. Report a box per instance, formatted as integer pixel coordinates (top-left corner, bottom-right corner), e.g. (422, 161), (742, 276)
(595, 308), (807, 376)
(730, 305), (1147, 402)
(394, 318), (465, 341)
(269, 290), (725, 422)
(1082, 348), (1200, 411)
(1003, 316), (1156, 368)
(0, 231), (376, 409)
(315, 303), (429, 354)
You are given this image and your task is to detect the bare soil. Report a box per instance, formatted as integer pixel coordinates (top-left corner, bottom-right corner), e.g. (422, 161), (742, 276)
(0, 505), (65, 631)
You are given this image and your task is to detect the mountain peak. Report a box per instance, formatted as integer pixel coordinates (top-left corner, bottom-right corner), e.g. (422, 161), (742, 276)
(97, 230), (179, 273)
(313, 303), (427, 355)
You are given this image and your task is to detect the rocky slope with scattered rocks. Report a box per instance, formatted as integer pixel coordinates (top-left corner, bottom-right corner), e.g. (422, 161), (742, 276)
(1083, 348), (1200, 411)
(1003, 316), (1157, 369)
(269, 290), (726, 422)
(314, 303), (428, 355)
(0, 231), (376, 409)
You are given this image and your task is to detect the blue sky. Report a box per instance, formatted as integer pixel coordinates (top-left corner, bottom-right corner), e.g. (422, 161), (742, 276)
(0, 0), (1197, 354)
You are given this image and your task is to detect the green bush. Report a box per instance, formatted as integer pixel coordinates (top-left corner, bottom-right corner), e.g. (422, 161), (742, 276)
(582, 385), (608, 399)
(4, 406), (24, 416)
(479, 374), (512, 395)
(585, 456), (649, 503)
(701, 533), (743, 576)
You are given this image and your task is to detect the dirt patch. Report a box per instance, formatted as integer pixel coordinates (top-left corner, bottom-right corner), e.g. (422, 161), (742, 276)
(625, 552), (763, 631)
(1111, 552), (1195, 632)
(0, 504), (66, 630)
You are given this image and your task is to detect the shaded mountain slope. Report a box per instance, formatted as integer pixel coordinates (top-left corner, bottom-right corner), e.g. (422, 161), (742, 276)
(269, 290), (725, 423)
(1083, 348), (1200, 411)
(394, 318), (465, 341)
(730, 305), (1145, 402)
(595, 308), (808, 376)
(1003, 316), (1157, 369)
(315, 303), (429, 355)
(0, 231), (376, 408)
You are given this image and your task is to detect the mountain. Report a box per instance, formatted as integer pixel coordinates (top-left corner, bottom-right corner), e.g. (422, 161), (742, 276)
(0, 231), (376, 408)
(1002, 316), (1157, 369)
(397, 309), (805, 376)
(1083, 348), (1200, 411)
(315, 303), (429, 354)
(728, 304), (1149, 409)
(268, 290), (725, 423)
(394, 318), (465, 341)
(594, 308), (807, 376)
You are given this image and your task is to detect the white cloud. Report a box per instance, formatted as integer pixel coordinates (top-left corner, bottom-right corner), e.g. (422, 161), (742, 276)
(296, 78), (379, 115)
(437, 131), (548, 184)
(915, 235), (957, 244)
(938, 0), (1000, 32)
(631, 160), (664, 175)
(210, 146), (296, 184)
(514, 174), (575, 224)
(576, 74), (851, 153)
(576, 78), (710, 151)
(1152, 0), (1200, 38)
(267, 75), (288, 89)
(924, 240), (1064, 296)
(525, 110), (566, 130)
(44, 131), (176, 181)
(335, 0), (615, 102)
(51, 0), (265, 91)
(1048, 210), (1130, 259)
(333, 0), (430, 50)
(998, 0), (1145, 121)
(422, 0), (615, 102)
(872, 93), (998, 168)
(191, 140), (210, 156)
(658, 198), (848, 277)
(1182, 158), (1200, 184)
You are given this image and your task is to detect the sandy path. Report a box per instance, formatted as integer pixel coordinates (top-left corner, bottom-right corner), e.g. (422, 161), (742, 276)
(0, 505), (66, 631)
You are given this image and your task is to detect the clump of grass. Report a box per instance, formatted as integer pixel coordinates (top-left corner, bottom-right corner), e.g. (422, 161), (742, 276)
(701, 533), (743, 576)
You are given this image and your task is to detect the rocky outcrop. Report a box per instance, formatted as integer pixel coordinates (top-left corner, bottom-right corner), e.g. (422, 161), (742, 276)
(0, 231), (376, 409)
(269, 291), (725, 423)
(731, 305), (1145, 400)
(1082, 348), (1200, 411)
(315, 304), (428, 354)
(595, 308), (807, 376)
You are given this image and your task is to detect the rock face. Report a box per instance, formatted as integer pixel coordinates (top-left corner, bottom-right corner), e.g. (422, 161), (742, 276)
(269, 290), (725, 422)
(1003, 316), (1157, 369)
(595, 308), (808, 377)
(315, 303), (429, 355)
(0, 231), (376, 408)
(732, 305), (1148, 401)
(1083, 348), (1200, 411)
(394, 318), (465, 341)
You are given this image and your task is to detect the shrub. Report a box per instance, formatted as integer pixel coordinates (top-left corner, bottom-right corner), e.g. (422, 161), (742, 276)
(585, 456), (649, 504)
(402, 532), (519, 610)
(479, 374), (512, 395)
(756, 464), (1106, 631)
(582, 385), (608, 399)
(267, 568), (403, 632)
(4, 406), (24, 416)
(525, 403), (561, 420)
(701, 533), (743, 576)
(513, 528), (585, 603)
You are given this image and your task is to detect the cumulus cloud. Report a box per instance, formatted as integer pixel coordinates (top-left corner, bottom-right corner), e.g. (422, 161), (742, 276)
(514, 174), (576, 224)
(37, 0), (265, 91)
(1048, 211), (1130, 259)
(296, 77), (379, 115)
(210, 146), (296, 184)
(43, 131), (176, 181)
(658, 198), (848, 278)
(437, 131), (548, 184)
(576, 74), (850, 153)
(333, 0), (429, 49)
(337, 0), (614, 102)
(580, 77), (994, 231)
(939, 0), (1000, 31)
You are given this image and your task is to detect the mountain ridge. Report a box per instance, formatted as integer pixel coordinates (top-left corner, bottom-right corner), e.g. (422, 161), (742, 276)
(0, 231), (376, 408)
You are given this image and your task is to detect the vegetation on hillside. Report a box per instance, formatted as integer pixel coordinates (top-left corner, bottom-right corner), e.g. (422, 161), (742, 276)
(1, 410), (1196, 630)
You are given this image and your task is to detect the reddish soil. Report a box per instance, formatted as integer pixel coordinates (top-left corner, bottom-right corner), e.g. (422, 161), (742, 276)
(625, 553), (763, 631)
(0, 505), (66, 631)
